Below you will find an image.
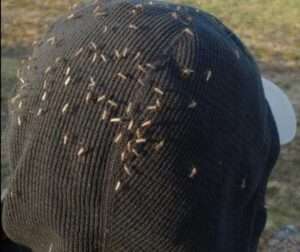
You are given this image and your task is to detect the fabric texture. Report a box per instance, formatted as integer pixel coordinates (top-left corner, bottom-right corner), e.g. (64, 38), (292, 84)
(2, 0), (280, 251)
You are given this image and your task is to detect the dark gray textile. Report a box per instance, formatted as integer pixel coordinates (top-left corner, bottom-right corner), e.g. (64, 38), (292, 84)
(1, 0), (280, 251)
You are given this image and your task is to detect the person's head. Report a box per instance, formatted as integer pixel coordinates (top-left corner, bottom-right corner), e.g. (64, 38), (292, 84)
(1, 0), (296, 251)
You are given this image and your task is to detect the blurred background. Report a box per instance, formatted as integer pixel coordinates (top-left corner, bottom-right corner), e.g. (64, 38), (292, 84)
(1, 0), (300, 251)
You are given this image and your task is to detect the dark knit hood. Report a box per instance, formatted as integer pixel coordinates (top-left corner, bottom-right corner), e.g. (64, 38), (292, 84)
(2, 0), (280, 251)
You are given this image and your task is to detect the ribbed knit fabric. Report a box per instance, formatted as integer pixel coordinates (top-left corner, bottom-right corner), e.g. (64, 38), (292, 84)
(2, 0), (280, 251)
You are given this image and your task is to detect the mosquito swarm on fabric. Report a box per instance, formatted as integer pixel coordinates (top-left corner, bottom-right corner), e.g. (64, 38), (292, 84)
(2, 0), (280, 251)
